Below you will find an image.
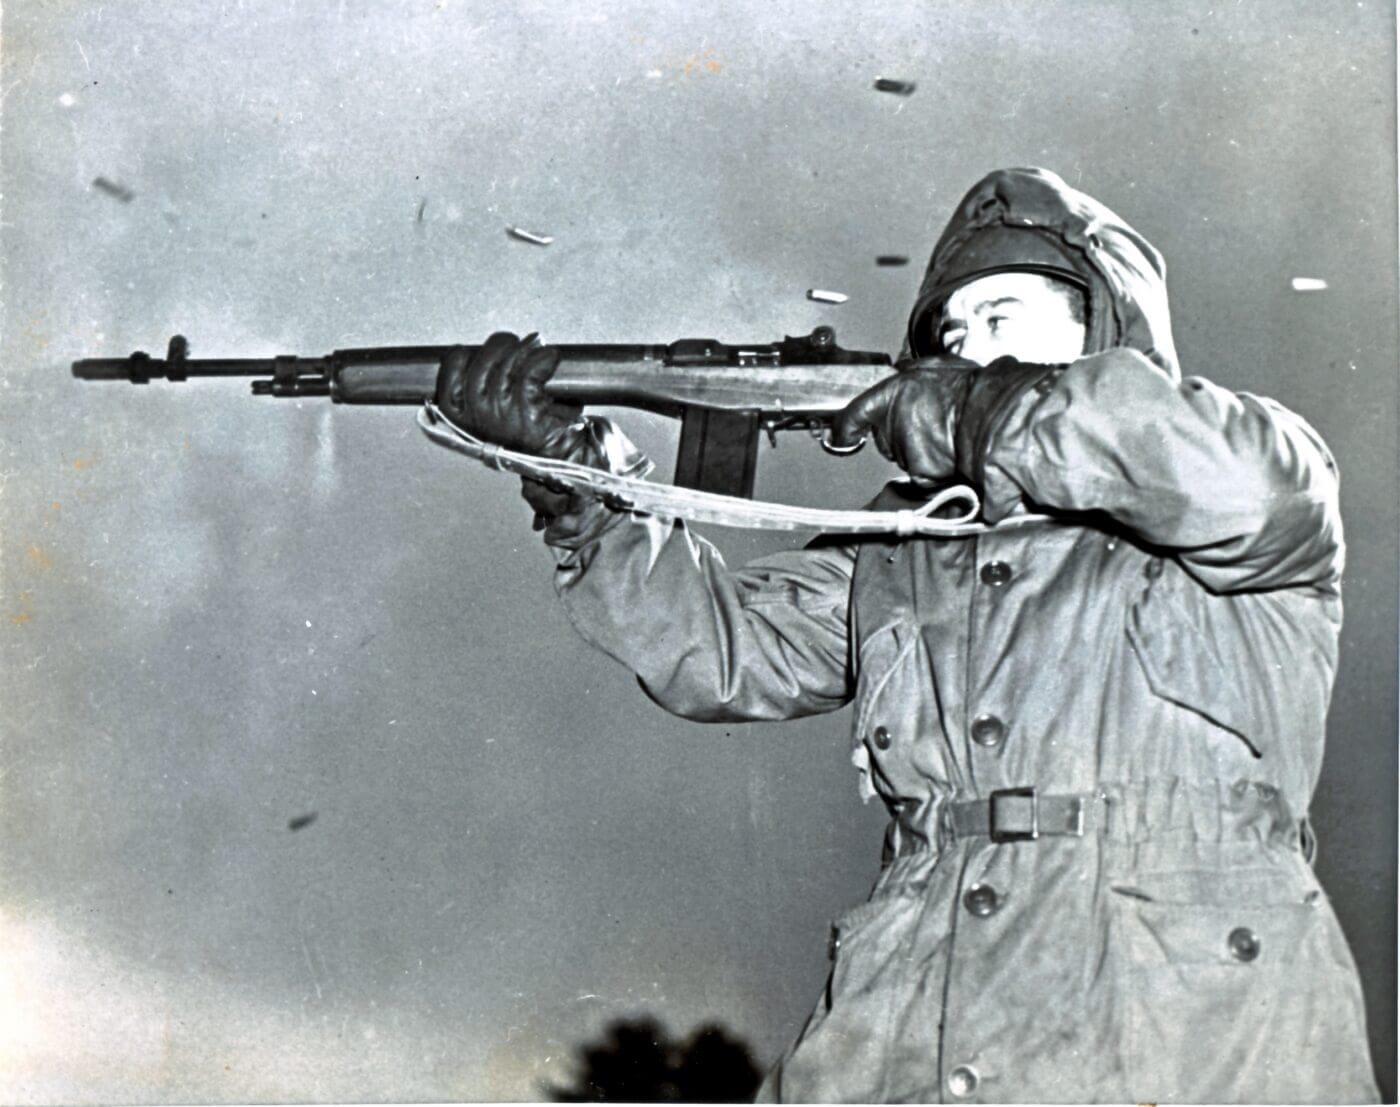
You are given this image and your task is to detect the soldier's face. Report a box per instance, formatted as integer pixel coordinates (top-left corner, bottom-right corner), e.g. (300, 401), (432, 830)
(938, 272), (1087, 367)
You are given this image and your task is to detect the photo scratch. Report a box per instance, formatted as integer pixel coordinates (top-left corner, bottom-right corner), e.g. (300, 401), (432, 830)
(300, 926), (324, 1001)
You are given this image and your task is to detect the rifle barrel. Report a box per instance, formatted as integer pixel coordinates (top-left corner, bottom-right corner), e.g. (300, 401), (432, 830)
(72, 356), (334, 381)
(71, 331), (894, 413)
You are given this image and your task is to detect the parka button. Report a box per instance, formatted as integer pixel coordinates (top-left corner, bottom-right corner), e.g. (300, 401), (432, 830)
(963, 884), (1000, 917)
(872, 726), (892, 750)
(980, 561), (1012, 587)
(1144, 557), (1165, 580)
(947, 1064), (980, 1098)
(970, 714), (1006, 748)
(1228, 927), (1261, 962)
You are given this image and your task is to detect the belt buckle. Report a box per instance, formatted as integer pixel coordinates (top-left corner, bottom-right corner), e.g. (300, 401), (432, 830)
(989, 786), (1039, 843)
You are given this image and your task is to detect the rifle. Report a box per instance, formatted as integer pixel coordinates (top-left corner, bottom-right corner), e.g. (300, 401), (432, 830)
(72, 327), (893, 498)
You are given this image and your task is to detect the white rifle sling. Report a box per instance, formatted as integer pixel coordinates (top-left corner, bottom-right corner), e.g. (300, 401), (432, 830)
(417, 403), (1049, 539)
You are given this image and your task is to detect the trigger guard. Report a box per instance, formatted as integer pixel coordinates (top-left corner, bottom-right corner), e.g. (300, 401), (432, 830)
(820, 431), (866, 456)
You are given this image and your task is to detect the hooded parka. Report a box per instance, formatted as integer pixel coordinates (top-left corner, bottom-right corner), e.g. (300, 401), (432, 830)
(546, 168), (1378, 1103)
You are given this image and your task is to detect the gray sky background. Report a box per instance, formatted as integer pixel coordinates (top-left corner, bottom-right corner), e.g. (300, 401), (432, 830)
(1, 1), (1396, 1101)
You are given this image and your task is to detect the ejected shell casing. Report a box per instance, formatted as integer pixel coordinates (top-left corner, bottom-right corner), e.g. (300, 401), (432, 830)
(873, 77), (917, 96)
(506, 225), (554, 246)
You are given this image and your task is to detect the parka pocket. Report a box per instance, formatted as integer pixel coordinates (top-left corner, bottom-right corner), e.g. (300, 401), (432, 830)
(825, 889), (922, 1011)
(778, 886), (933, 1103)
(1112, 866), (1369, 1103)
(1126, 573), (1262, 757)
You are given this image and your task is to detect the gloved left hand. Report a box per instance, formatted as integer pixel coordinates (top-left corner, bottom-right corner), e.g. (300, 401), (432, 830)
(435, 331), (603, 523)
(829, 357), (980, 483)
(435, 332), (596, 458)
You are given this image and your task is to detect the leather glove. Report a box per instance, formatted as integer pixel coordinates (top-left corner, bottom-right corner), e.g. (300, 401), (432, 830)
(829, 356), (980, 483)
(830, 354), (1063, 488)
(435, 331), (603, 524)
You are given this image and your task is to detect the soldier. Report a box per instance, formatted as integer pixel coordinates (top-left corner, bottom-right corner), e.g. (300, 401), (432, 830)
(433, 167), (1378, 1102)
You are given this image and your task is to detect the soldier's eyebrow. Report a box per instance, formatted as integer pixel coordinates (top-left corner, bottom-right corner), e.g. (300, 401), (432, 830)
(939, 296), (1023, 340)
(972, 295), (1024, 315)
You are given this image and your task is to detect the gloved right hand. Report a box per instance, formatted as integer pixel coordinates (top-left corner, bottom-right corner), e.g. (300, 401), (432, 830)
(435, 332), (603, 523)
(829, 357), (979, 483)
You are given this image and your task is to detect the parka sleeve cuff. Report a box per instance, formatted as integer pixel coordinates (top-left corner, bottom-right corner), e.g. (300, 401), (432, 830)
(536, 496), (630, 551)
(532, 416), (648, 551)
